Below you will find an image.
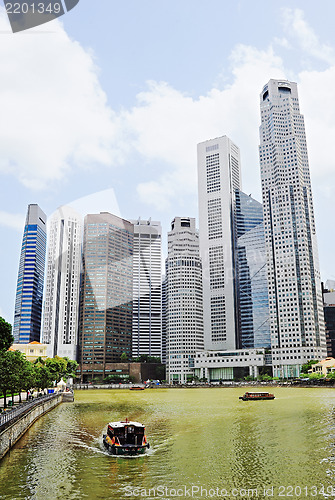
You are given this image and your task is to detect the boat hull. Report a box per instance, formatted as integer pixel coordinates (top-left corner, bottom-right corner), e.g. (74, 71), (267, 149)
(239, 396), (275, 401)
(103, 435), (149, 456)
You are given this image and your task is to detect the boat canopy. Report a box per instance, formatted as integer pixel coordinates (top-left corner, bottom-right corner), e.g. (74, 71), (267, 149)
(108, 421), (145, 428)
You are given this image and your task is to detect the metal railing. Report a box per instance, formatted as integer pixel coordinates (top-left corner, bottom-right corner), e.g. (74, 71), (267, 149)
(0, 393), (61, 429)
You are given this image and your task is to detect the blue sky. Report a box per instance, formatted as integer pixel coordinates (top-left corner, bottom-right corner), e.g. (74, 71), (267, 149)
(1, 0), (335, 323)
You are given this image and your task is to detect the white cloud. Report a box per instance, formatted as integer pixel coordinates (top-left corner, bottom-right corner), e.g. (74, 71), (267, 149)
(121, 45), (285, 208)
(281, 8), (335, 65)
(299, 67), (335, 181)
(0, 211), (25, 231)
(1, 5), (334, 214)
(0, 9), (122, 190)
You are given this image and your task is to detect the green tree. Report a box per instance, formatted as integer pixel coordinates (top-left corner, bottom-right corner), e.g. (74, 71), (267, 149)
(21, 360), (36, 400)
(0, 317), (13, 352)
(63, 357), (79, 380)
(45, 356), (67, 384)
(300, 359), (319, 374)
(33, 363), (53, 392)
(120, 352), (128, 362)
(0, 350), (25, 407)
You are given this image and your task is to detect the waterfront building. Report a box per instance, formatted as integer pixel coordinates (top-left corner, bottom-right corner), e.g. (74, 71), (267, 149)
(13, 204), (47, 344)
(42, 206), (82, 360)
(161, 274), (167, 364)
(259, 79), (326, 377)
(197, 136), (241, 351)
(166, 217), (204, 384)
(78, 213), (134, 382)
(194, 348), (272, 381)
(323, 283), (335, 358)
(197, 136), (270, 356)
(131, 218), (162, 359)
(235, 191), (270, 349)
(10, 341), (48, 362)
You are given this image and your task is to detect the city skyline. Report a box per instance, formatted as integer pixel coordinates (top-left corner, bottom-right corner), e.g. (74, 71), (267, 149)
(1, 2), (335, 324)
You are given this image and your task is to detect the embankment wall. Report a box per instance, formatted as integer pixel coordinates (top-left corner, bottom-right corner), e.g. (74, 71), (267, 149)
(0, 393), (63, 460)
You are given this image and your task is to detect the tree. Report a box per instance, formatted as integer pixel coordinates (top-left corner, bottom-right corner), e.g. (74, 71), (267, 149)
(0, 317), (13, 352)
(120, 352), (128, 362)
(33, 363), (53, 392)
(45, 356), (67, 384)
(21, 360), (36, 400)
(301, 359), (319, 374)
(0, 350), (25, 408)
(63, 357), (79, 380)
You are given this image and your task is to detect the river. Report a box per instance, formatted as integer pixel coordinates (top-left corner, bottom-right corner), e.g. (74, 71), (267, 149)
(0, 387), (335, 499)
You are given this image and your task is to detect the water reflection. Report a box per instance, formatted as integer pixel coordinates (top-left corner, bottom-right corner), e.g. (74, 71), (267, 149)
(0, 388), (335, 499)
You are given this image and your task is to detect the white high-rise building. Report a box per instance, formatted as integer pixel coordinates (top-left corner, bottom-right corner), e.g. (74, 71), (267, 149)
(166, 217), (204, 384)
(131, 218), (162, 359)
(259, 79), (326, 377)
(42, 206), (82, 360)
(197, 136), (241, 351)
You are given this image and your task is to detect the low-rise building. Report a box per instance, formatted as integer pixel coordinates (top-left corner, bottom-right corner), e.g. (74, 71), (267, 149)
(10, 341), (48, 362)
(194, 348), (272, 381)
(311, 357), (335, 376)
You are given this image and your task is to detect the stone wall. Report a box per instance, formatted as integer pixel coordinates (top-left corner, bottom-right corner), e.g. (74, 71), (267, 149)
(0, 393), (62, 460)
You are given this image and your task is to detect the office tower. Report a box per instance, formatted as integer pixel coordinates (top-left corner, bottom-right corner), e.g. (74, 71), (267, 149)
(197, 136), (241, 351)
(166, 217), (204, 384)
(42, 206), (82, 360)
(13, 204), (47, 343)
(78, 213), (133, 381)
(131, 218), (162, 359)
(236, 191), (270, 349)
(161, 274), (167, 364)
(323, 283), (335, 357)
(259, 79), (326, 377)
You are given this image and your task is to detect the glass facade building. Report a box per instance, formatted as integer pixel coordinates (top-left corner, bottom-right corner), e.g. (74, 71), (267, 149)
(13, 204), (47, 343)
(236, 191), (270, 349)
(78, 212), (134, 381)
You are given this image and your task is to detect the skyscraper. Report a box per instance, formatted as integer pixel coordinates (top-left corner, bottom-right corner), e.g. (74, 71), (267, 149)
(42, 206), (82, 360)
(78, 212), (133, 382)
(259, 79), (326, 377)
(131, 218), (162, 359)
(13, 204), (47, 344)
(197, 136), (241, 351)
(166, 217), (204, 384)
(235, 191), (270, 349)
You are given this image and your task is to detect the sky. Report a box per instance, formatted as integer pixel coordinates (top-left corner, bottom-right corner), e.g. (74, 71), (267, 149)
(1, 0), (335, 323)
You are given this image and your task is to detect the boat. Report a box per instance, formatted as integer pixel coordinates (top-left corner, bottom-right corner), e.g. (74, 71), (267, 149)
(103, 418), (150, 455)
(239, 392), (275, 401)
(129, 385), (145, 390)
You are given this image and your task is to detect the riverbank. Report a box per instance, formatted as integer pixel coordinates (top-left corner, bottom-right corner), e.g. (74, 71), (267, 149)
(73, 380), (335, 390)
(0, 392), (72, 460)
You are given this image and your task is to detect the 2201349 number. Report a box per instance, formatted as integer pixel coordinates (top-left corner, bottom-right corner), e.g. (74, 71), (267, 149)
(5, 3), (62, 15)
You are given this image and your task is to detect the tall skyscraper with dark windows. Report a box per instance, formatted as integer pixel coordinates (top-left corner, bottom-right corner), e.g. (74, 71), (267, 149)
(13, 204), (47, 343)
(259, 79), (326, 377)
(78, 212), (134, 382)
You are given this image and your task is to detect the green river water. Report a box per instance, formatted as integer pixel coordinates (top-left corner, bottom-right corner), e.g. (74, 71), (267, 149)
(1, 387), (335, 499)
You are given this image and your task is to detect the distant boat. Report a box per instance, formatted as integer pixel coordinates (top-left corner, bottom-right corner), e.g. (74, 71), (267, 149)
(103, 418), (150, 456)
(129, 385), (146, 391)
(239, 392), (275, 401)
